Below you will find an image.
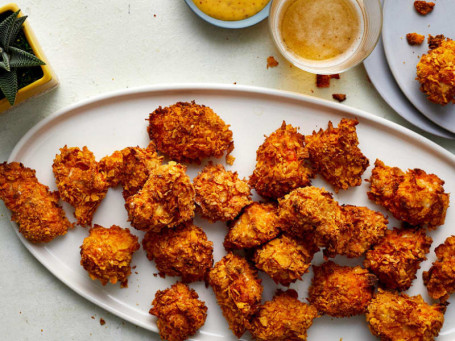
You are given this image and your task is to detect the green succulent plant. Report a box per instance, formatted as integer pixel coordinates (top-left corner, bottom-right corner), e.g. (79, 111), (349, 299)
(0, 10), (45, 105)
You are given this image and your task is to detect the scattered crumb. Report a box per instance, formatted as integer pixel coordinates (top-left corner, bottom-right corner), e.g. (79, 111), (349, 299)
(226, 154), (235, 165)
(311, 89), (314, 93)
(91, 316), (95, 320)
(153, 14), (156, 17)
(330, 74), (340, 79)
(428, 34), (446, 50)
(316, 74), (340, 88)
(153, 273), (158, 277)
(135, 271), (138, 274)
(233, 82), (237, 85)
(267, 56), (279, 69)
(414, 1), (435, 15)
(406, 33), (425, 45)
(132, 266), (136, 269)
(100, 318), (106, 326)
(41, 329), (43, 332)
(332, 94), (347, 102)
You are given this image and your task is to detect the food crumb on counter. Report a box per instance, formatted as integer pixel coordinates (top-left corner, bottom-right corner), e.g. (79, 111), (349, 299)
(332, 94), (347, 102)
(267, 56), (279, 69)
(406, 33), (425, 45)
(100, 318), (106, 326)
(316, 74), (340, 88)
(414, 1), (435, 15)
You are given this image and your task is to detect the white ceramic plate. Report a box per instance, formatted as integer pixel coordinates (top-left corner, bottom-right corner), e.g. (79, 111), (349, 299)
(382, 0), (455, 133)
(7, 84), (455, 340)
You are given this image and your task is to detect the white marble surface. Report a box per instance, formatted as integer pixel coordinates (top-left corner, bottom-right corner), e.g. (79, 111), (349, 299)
(1, 1), (454, 340)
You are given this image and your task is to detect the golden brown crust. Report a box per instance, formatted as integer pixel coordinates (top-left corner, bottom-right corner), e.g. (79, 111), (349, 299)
(423, 235), (455, 302)
(249, 121), (314, 199)
(208, 253), (263, 338)
(142, 222), (213, 282)
(247, 289), (319, 341)
(193, 163), (251, 222)
(332, 93), (347, 102)
(267, 56), (279, 69)
(149, 282), (207, 341)
(147, 101), (234, 164)
(224, 202), (281, 250)
(308, 261), (376, 317)
(125, 161), (195, 232)
(366, 289), (446, 341)
(52, 146), (109, 226)
(364, 227), (432, 291)
(0, 162), (72, 243)
(414, 1), (435, 15)
(407, 32), (425, 46)
(305, 118), (369, 192)
(80, 224), (139, 287)
(253, 234), (318, 286)
(428, 34), (446, 50)
(368, 159), (449, 228)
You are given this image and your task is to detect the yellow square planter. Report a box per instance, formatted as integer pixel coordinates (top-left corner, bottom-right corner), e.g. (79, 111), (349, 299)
(0, 3), (58, 113)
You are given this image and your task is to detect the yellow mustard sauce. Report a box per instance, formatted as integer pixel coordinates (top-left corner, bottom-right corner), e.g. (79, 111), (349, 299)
(193, 0), (270, 21)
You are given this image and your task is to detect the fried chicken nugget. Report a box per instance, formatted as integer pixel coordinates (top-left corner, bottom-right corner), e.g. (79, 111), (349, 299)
(0, 162), (72, 243)
(364, 227), (432, 291)
(417, 39), (455, 105)
(53, 146), (109, 226)
(224, 202), (281, 250)
(253, 234), (318, 286)
(423, 235), (455, 302)
(323, 205), (388, 258)
(305, 118), (369, 192)
(142, 222), (213, 282)
(208, 253), (263, 338)
(80, 224), (139, 287)
(308, 261), (377, 317)
(278, 186), (343, 247)
(247, 289), (319, 341)
(249, 121), (314, 199)
(366, 289), (446, 341)
(368, 159), (449, 229)
(193, 163), (251, 222)
(99, 143), (162, 199)
(149, 282), (207, 341)
(125, 161), (195, 232)
(147, 101), (234, 164)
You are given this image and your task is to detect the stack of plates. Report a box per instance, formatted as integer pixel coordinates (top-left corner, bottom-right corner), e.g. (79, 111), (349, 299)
(364, 0), (455, 139)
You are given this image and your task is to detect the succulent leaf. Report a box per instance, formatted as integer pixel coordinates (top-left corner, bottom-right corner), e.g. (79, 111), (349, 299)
(0, 61), (7, 71)
(8, 15), (27, 48)
(2, 51), (10, 71)
(0, 11), (19, 48)
(0, 68), (18, 105)
(9, 46), (45, 68)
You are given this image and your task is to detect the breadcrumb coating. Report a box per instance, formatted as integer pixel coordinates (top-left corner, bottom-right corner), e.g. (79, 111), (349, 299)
(305, 118), (369, 192)
(368, 159), (449, 229)
(366, 289), (446, 341)
(224, 202), (281, 250)
(247, 289), (319, 341)
(249, 121), (314, 199)
(125, 161), (195, 232)
(149, 282), (207, 341)
(253, 234), (318, 286)
(278, 186), (343, 247)
(142, 222), (213, 282)
(147, 101), (234, 164)
(417, 39), (455, 105)
(0, 162), (72, 243)
(53, 146), (109, 226)
(208, 253), (263, 338)
(407, 32), (425, 46)
(423, 235), (455, 302)
(428, 34), (445, 50)
(99, 143), (162, 199)
(80, 224), (139, 288)
(308, 261), (376, 317)
(193, 163), (251, 222)
(323, 205), (388, 258)
(364, 227), (432, 291)
(414, 1), (435, 15)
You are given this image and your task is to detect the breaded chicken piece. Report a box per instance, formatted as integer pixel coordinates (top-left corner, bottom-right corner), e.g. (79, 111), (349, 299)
(278, 186), (343, 247)
(193, 163), (251, 222)
(366, 289), (446, 341)
(249, 121), (314, 199)
(147, 101), (234, 164)
(53, 146), (109, 226)
(99, 143), (162, 199)
(247, 289), (319, 341)
(308, 261), (376, 317)
(142, 222), (213, 282)
(80, 224), (139, 287)
(305, 118), (369, 192)
(423, 235), (455, 302)
(253, 234), (318, 286)
(125, 161), (195, 232)
(0, 162), (72, 243)
(224, 202), (281, 250)
(208, 253), (263, 338)
(368, 159), (449, 228)
(149, 282), (207, 341)
(364, 227), (432, 291)
(323, 205), (388, 258)
(414, 1), (435, 15)
(417, 39), (455, 105)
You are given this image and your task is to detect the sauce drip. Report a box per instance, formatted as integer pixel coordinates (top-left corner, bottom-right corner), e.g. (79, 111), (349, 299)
(193, 0), (270, 21)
